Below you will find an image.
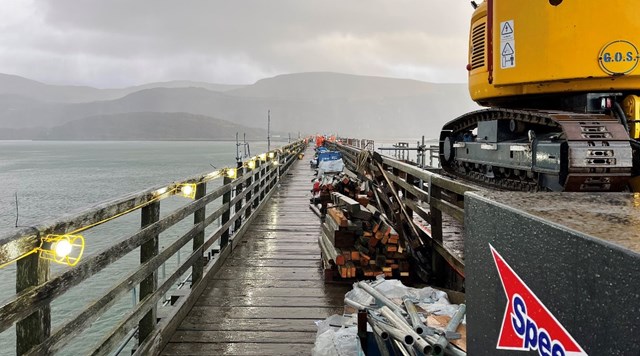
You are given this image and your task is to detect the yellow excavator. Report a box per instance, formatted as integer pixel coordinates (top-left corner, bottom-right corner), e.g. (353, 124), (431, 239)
(439, 0), (640, 191)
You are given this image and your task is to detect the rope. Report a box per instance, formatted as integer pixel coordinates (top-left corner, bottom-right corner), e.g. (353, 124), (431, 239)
(356, 150), (370, 174)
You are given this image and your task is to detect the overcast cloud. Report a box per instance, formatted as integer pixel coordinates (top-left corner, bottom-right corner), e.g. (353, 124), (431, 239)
(0, 0), (474, 88)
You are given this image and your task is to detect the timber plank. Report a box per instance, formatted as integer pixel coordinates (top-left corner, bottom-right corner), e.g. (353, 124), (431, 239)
(195, 296), (340, 307)
(208, 278), (330, 288)
(229, 246), (320, 260)
(185, 306), (343, 320)
(248, 228), (319, 233)
(177, 318), (318, 332)
(227, 249), (319, 257)
(163, 342), (311, 355)
(236, 232), (319, 239)
(226, 258), (321, 268)
(226, 250), (320, 259)
(230, 245), (319, 252)
(199, 287), (345, 299)
(213, 273), (322, 281)
(233, 241), (318, 247)
(171, 330), (315, 344)
(215, 266), (323, 280)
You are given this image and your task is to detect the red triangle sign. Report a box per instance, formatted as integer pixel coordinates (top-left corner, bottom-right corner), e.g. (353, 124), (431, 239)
(490, 244), (588, 355)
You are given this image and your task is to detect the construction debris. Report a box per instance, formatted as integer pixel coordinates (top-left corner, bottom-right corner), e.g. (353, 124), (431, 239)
(312, 278), (467, 356)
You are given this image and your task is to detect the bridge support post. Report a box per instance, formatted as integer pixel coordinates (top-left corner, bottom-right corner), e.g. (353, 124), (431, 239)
(268, 157), (276, 191)
(253, 161), (261, 209)
(259, 160), (266, 202)
(16, 252), (50, 355)
(139, 200), (160, 344)
(429, 186), (445, 285)
(221, 176), (232, 248)
(192, 182), (206, 284)
(245, 167), (253, 219)
(234, 163), (244, 233)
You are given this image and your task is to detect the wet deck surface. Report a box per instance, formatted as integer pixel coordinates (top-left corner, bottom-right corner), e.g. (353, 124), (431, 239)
(442, 215), (465, 261)
(163, 147), (350, 355)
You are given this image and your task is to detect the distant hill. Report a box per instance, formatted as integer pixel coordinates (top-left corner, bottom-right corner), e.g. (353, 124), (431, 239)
(125, 81), (245, 95)
(0, 73), (245, 103)
(227, 72), (457, 100)
(8, 112), (266, 140)
(0, 88), (250, 129)
(0, 72), (480, 140)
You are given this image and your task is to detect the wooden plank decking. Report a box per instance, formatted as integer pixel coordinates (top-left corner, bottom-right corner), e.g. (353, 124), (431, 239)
(163, 147), (350, 355)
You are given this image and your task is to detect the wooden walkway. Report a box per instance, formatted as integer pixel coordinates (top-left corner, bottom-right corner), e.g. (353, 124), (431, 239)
(163, 147), (350, 355)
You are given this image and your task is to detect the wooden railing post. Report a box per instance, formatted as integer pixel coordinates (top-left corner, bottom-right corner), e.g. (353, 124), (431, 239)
(192, 182), (206, 285)
(277, 154), (282, 179)
(139, 200), (160, 344)
(259, 160), (266, 201)
(234, 163), (244, 233)
(245, 167), (253, 219)
(253, 161), (261, 209)
(430, 186), (443, 242)
(272, 160), (278, 188)
(16, 251), (50, 355)
(220, 176), (232, 248)
(266, 159), (273, 192)
(430, 185), (445, 285)
(400, 170), (414, 219)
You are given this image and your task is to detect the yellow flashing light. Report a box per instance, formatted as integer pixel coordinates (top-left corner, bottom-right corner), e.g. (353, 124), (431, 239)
(178, 183), (197, 199)
(268, 152), (275, 159)
(247, 160), (256, 169)
(226, 168), (237, 179)
(39, 234), (85, 267)
(259, 153), (267, 161)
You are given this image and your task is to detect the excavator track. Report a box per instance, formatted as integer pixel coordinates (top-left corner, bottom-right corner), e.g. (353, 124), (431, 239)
(439, 108), (633, 192)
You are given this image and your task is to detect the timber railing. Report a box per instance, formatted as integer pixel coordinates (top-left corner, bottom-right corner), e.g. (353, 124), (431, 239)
(0, 139), (306, 356)
(328, 140), (478, 290)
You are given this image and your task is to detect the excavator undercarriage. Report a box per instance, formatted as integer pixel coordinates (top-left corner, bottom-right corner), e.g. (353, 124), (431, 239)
(439, 108), (633, 192)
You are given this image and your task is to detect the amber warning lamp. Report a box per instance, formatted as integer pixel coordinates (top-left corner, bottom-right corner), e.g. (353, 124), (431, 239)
(177, 183), (197, 199)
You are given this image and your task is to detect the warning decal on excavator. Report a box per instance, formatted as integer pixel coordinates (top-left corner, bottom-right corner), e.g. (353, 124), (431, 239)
(598, 40), (639, 75)
(500, 20), (515, 69)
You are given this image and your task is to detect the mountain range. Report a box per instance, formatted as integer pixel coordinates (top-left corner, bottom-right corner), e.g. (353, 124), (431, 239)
(0, 72), (479, 140)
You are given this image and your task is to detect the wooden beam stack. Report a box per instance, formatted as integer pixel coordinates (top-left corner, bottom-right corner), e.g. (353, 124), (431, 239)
(319, 190), (411, 281)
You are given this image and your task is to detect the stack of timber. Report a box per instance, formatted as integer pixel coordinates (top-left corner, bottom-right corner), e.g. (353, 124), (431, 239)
(318, 191), (411, 281)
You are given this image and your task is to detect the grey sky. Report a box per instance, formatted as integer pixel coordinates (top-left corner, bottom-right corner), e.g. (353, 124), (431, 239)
(0, 0), (474, 88)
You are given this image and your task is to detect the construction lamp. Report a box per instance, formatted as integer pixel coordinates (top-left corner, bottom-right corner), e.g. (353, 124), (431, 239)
(226, 168), (237, 179)
(39, 234), (85, 267)
(178, 183), (197, 199)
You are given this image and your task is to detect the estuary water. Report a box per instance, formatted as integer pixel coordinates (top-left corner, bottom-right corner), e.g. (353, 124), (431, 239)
(0, 140), (269, 355)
